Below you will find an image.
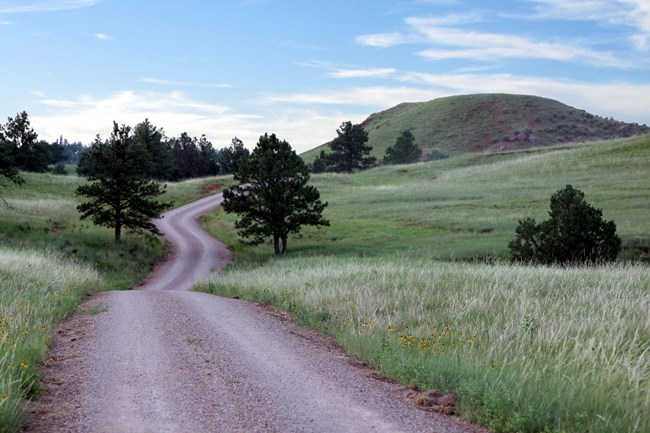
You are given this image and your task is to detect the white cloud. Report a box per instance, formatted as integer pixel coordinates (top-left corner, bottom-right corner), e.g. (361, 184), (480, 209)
(28, 90), (353, 153)
(529, 0), (650, 50)
(356, 32), (411, 48)
(0, 0), (97, 14)
(328, 68), (396, 79)
(261, 86), (446, 108)
(140, 77), (232, 88)
(94, 33), (111, 41)
(406, 17), (627, 67)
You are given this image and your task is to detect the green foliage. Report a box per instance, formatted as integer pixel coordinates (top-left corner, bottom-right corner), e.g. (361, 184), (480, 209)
(327, 121), (376, 172)
(52, 163), (67, 175)
(132, 119), (174, 180)
(509, 185), (622, 264)
(76, 122), (173, 243)
(383, 129), (422, 165)
(216, 137), (250, 174)
(222, 133), (328, 254)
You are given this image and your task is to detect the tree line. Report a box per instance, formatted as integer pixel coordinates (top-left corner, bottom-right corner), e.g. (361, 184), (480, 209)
(0, 111), (251, 180)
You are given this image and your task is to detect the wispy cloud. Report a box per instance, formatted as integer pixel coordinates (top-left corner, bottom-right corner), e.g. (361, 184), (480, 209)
(140, 77), (232, 89)
(529, 0), (650, 50)
(328, 68), (396, 79)
(358, 13), (629, 68)
(0, 20), (12, 25)
(0, 0), (97, 14)
(94, 33), (111, 41)
(356, 32), (412, 48)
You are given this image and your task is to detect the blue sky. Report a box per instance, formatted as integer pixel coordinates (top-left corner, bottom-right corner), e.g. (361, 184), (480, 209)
(1, 0), (649, 153)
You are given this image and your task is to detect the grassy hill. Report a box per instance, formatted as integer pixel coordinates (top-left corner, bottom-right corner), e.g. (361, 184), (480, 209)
(301, 93), (650, 163)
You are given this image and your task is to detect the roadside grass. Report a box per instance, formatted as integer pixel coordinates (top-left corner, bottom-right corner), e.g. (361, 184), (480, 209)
(199, 135), (650, 432)
(0, 171), (217, 432)
(0, 246), (101, 433)
(198, 256), (650, 433)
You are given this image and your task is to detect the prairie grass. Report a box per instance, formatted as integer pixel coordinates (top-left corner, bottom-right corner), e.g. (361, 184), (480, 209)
(199, 257), (650, 433)
(0, 246), (101, 432)
(201, 135), (650, 432)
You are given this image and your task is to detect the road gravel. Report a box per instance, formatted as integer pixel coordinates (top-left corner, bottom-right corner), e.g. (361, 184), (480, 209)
(23, 193), (486, 433)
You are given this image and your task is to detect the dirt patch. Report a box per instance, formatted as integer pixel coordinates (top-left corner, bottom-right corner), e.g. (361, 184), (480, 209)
(201, 184), (222, 195)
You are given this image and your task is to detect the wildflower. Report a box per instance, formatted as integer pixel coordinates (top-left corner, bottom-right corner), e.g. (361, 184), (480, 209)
(20, 362), (30, 369)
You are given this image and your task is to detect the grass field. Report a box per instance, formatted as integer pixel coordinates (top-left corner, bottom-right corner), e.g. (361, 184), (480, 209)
(0, 171), (225, 432)
(200, 134), (650, 433)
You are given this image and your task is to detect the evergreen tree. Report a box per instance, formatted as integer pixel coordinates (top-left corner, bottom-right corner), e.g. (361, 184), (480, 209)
(509, 185), (621, 264)
(327, 121), (375, 172)
(76, 122), (173, 243)
(383, 130), (422, 165)
(197, 134), (218, 176)
(222, 133), (328, 254)
(133, 119), (174, 180)
(217, 137), (250, 174)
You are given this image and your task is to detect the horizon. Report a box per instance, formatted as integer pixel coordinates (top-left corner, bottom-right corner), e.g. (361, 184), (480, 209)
(2, 0), (649, 153)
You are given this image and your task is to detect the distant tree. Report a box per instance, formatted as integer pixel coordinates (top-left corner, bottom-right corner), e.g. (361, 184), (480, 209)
(509, 185), (621, 264)
(327, 121), (375, 172)
(310, 150), (328, 173)
(133, 119), (174, 180)
(0, 140), (23, 202)
(197, 134), (218, 176)
(217, 137), (250, 174)
(171, 132), (200, 180)
(52, 162), (67, 175)
(76, 122), (173, 243)
(222, 133), (329, 255)
(383, 130), (422, 165)
(0, 111), (52, 172)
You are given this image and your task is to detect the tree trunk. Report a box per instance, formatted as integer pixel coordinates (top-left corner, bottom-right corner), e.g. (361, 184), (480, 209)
(273, 235), (280, 255)
(115, 223), (122, 243)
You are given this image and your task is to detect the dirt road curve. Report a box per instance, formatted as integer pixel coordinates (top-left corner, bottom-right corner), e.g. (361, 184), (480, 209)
(24, 194), (485, 433)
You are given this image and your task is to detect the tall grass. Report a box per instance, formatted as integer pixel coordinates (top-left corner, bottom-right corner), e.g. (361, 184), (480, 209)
(0, 246), (101, 432)
(199, 257), (650, 433)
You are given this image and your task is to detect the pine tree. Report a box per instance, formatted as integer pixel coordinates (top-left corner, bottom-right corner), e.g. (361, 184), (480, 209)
(327, 121), (375, 172)
(222, 133), (328, 254)
(76, 122), (173, 243)
(383, 130), (422, 165)
(509, 185), (621, 264)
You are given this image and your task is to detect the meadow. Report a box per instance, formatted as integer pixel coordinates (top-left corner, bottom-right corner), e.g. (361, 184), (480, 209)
(0, 170), (223, 432)
(200, 135), (650, 433)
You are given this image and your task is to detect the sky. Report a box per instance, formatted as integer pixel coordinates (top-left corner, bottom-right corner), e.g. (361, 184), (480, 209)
(1, 0), (649, 153)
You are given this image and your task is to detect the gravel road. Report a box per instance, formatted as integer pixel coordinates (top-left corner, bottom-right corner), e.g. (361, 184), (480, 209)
(24, 193), (486, 433)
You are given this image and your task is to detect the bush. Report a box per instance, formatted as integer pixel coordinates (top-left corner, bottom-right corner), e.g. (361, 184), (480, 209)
(509, 185), (621, 264)
(52, 163), (67, 175)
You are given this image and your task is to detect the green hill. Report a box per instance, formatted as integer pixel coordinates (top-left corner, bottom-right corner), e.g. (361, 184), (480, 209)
(302, 93), (649, 162)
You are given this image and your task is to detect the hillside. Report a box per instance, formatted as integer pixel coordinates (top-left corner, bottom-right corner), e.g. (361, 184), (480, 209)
(301, 93), (649, 162)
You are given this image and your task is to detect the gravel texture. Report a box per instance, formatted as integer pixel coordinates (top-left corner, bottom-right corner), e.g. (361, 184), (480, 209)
(23, 194), (487, 433)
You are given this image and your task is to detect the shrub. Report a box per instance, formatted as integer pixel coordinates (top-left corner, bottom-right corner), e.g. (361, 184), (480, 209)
(509, 185), (621, 264)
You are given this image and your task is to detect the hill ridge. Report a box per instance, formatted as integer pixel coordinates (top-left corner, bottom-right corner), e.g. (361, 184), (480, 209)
(302, 93), (649, 162)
